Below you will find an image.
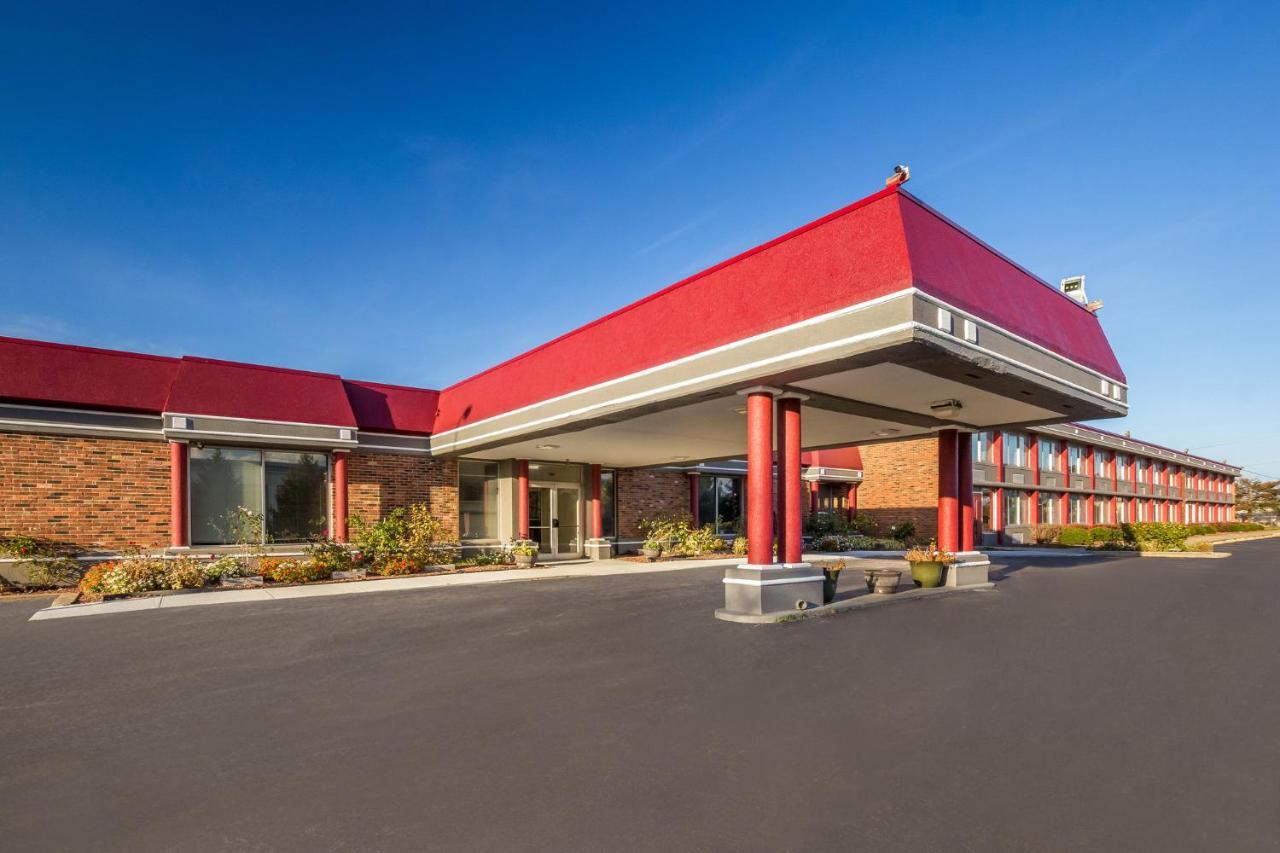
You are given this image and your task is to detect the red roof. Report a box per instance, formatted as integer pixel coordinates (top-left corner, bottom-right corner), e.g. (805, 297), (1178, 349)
(343, 380), (439, 435)
(802, 447), (863, 471)
(436, 185), (1126, 432)
(164, 357), (357, 427)
(0, 336), (178, 413)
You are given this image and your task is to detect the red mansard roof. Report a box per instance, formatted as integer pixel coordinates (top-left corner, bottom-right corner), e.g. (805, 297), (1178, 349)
(0, 335), (179, 414)
(435, 185), (1126, 433)
(802, 447), (864, 471)
(164, 357), (358, 427)
(342, 380), (440, 435)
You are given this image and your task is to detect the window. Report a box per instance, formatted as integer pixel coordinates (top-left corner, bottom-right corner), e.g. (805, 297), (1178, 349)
(1037, 491), (1058, 523)
(189, 446), (329, 545)
(698, 475), (742, 535)
(1069, 493), (1087, 524)
(459, 460), (500, 540)
(1069, 444), (1087, 475)
(1039, 438), (1059, 472)
(972, 431), (994, 464)
(815, 482), (849, 514)
(1116, 499), (1131, 523)
(601, 469), (617, 539)
(1136, 457), (1149, 482)
(978, 489), (994, 531)
(1116, 453), (1132, 482)
(1003, 489), (1029, 526)
(1003, 432), (1028, 467)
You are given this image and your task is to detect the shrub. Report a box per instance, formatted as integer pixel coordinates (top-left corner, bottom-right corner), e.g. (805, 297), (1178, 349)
(260, 558), (331, 584)
(1031, 524), (1062, 545)
(679, 524), (726, 556)
(78, 561), (115, 594)
(374, 556), (422, 576)
(352, 504), (458, 571)
(805, 511), (850, 538)
(850, 514), (878, 536)
(1123, 522), (1191, 552)
(204, 555), (251, 582)
(164, 557), (207, 589)
(731, 536), (749, 556)
(814, 535), (844, 552)
(2, 536), (86, 588)
(1089, 526), (1123, 545)
(1057, 526), (1090, 546)
(100, 556), (167, 595)
(306, 539), (355, 574)
(638, 511), (692, 552)
(887, 521), (917, 543)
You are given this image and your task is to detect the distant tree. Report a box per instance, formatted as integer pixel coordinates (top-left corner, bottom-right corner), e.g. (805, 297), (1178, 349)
(1235, 478), (1280, 520)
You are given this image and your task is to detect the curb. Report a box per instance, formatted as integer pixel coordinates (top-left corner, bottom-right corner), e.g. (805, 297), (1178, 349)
(715, 582), (996, 624)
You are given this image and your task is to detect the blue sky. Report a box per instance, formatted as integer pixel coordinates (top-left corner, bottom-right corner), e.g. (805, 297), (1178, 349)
(2, 2), (1277, 475)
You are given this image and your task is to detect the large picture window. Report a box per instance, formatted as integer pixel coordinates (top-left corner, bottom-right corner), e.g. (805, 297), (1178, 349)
(1003, 489), (1029, 526)
(189, 446), (329, 545)
(1039, 438), (1059, 471)
(459, 460), (500, 540)
(972, 431), (993, 463)
(698, 475), (742, 535)
(1069, 493), (1087, 524)
(1068, 444), (1087, 474)
(1037, 491), (1058, 523)
(601, 469), (617, 539)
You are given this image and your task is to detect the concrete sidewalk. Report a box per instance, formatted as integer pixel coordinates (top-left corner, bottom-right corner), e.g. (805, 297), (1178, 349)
(29, 553), (905, 621)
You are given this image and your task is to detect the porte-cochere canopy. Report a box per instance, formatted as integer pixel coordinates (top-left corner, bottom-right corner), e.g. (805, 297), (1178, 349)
(431, 184), (1127, 468)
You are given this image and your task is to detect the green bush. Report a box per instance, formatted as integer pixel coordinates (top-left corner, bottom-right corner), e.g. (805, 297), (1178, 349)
(1031, 524), (1062, 545)
(260, 558), (331, 584)
(163, 557), (207, 589)
(352, 504), (459, 570)
(204, 555), (250, 581)
(731, 536), (749, 556)
(1057, 526), (1090, 546)
(1122, 522), (1191, 552)
(100, 556), (167, 595)
(887, 521), (916, 542)
(804, 511), (850, 538)
(306, 539), (355, 574)
(850, 514), (878, 536)
(1089, 526), (1123, 544)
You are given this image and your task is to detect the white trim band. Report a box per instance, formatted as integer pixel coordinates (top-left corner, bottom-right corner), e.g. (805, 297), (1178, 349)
(723, 575), (824, 587)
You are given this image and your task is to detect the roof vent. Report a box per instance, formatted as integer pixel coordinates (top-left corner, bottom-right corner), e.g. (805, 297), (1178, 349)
(1060, 275), (1088, 304)
(885, 164), (910, 188)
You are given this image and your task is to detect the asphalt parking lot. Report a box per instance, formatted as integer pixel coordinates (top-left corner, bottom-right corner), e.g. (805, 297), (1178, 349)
(2, 541), (1278, 852)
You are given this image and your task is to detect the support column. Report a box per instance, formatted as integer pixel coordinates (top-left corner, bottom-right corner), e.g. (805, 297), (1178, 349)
(169, 441), (188, 549)
(937, 429), (960, 553)
(586, 463), (611, 560)
(777, 393), (805, 566)
(847, 482), (858, 521)
(333, 451), (349, 543)
(688, 473), (700, 526)
(957, 432), (974, 552)
(516, 460), (530, 540)
(717, 386), (822, 622)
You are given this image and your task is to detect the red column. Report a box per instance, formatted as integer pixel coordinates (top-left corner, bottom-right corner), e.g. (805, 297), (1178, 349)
(688, 473), (700, 526)
(809, 481), (819, 514)
(516, 460), (530, 540)
(1086, 494), (1096, 526)
(743, 388), (777, 566)
(169, 442), (188, 548)
(1029, 436), (1040, 486)
(958, 432), (974, 551)
(589, 464), (603, 540)
(993, 432), (1005, 482)
(777, 395), (804, 565)
(1088, 445), (1097, 491)
(775, 401), (790, 563)
(937, 429), (960, 553)
(847, 482), (858, 520)
(333, 451), (349, 543)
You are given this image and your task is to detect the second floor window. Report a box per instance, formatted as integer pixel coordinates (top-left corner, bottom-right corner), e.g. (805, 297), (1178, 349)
(1116, 453), (1132, 481)
(1039, 438), (1059, 471)
(972, 431), (994, 464)
(1068, 444), (1087, 474)
(1003, 432), (1028, 468)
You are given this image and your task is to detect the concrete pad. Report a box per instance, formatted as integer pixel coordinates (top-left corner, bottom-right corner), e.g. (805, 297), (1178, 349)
(158, 589), (273, 607)
(29, 597), (161, 620)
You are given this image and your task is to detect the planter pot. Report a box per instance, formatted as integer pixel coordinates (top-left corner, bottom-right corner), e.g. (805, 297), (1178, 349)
(871, 569), (902, 594)
(641, 547), (662, 562)
(514, 553), (537, 568)
(821, 571), (841, 604)
(909, 561), (945, 589)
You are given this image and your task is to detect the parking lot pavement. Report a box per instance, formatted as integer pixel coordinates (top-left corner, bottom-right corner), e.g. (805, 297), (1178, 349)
(2, 541), (1278, 852)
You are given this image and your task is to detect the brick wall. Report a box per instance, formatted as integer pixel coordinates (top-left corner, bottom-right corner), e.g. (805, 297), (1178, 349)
(346, 451), (459, 537)
(856, 437), (939, 541)
(0, 431), (171, 549)
(616, 469), (690, 539)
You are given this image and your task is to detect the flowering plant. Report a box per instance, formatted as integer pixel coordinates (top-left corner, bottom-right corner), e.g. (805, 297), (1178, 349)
(904, 541), (955, 565)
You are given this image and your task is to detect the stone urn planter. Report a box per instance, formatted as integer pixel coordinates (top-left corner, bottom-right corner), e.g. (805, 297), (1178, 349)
(641, 545), (662, 562)
(514, 552), (537, 568)
(871, 569), (901, 594)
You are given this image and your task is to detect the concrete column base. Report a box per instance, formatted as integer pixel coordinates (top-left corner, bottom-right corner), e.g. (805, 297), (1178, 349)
(946, 551), (990, 588)
(584, 538), (613, 560)
(715, 562), (824, 621)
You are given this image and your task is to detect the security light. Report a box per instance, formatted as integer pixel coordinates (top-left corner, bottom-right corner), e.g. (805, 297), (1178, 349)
(536, 444), (560, 450)
(929, 399), (963, 418)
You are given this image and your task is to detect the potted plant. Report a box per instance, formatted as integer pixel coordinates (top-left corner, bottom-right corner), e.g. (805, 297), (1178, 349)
(640, 537), (664, 561)
(904, 541), (955, 588)
(512, 541), (539, 568)
(863, 567), (902, 594)
(820, 560), (844, 604)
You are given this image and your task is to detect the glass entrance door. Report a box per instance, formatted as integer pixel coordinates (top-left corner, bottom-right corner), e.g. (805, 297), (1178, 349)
(528, 485), (582, 558)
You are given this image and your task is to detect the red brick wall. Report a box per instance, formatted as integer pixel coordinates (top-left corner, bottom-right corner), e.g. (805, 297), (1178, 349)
(346, 451), (459, 537)
(616, 469), (690, 539)
(0, 431), (171, 549)
(856, 437), (939, 541)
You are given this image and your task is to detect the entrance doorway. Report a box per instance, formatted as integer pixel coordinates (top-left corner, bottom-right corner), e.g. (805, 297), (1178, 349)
(528, 485), (582, 559)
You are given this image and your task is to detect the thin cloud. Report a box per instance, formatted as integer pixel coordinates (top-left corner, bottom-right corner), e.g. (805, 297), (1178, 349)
(634, 207), (719, 257)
